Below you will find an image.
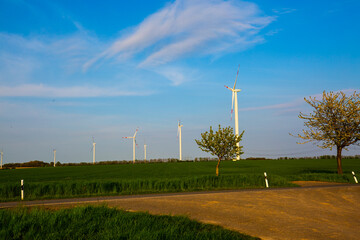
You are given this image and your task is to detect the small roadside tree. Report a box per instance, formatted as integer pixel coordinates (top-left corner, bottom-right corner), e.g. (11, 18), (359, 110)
(195, 125), (244, 176)
(293, 91), (360, 174)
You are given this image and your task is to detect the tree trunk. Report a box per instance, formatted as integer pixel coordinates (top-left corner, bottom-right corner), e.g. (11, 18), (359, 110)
(216, 158), (221, 176)
(336, 146), (343, 174)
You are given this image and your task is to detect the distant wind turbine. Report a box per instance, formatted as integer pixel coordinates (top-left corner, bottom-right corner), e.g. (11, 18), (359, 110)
(178, 121), (183, 161)
(1, 150), (3, 169)
(53, 149), (56, 167)
(144, 144), (147, 162)
(123, 129), (138, 163)
(91, 137), (96, 164)
(224, 65), (241, 161)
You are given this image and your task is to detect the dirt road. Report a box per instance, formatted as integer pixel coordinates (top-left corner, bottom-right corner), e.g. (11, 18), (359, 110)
(1, 185), (360, 240)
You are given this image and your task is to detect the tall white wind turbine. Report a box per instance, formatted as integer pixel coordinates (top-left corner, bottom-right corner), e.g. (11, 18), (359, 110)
(144, 144), (147, 162)
(91, 137), (96, 164)
(1, 150), (3, 169)
(123, 129), (138, 163)
(53, 149), (56, 167)
(225, 65), (241, 161)
(177, 121), (183, 161)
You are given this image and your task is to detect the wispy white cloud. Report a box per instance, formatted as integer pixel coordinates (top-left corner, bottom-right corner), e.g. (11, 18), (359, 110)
(240, 99), (303, 112)
(265, 28), (282, 36)
(151, 66), (199, 86)
(240, 89), (359, 112)
(0, 84), (153, 97)
(84, 0), (274, 70)
(0, 53), (39, 84)
(0, 32), (158, 96)
(0, 32), (102, 76)
(272, 8), (296, 15)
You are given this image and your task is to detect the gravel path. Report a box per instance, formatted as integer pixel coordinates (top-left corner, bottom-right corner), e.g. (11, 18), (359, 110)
(1, 185), (359, 240)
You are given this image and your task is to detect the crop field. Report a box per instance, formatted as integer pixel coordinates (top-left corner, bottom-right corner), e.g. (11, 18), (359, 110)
(0, 158), (359, 202)
(0, 205), (258, 240)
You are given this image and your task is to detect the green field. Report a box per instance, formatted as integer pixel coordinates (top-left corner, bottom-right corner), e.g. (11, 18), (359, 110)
(0, 158), (359, 202)
(0, 205), (258, 240)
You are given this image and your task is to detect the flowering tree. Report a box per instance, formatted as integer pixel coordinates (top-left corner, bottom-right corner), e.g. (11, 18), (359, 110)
(195, 125), (244, 176)
(294, 91), (360, 174)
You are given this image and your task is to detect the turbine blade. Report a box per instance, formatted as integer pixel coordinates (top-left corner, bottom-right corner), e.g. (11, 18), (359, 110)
(224, 85), (233, 91)
(133, 129), (138, 138)
(233, 64), (240, 89)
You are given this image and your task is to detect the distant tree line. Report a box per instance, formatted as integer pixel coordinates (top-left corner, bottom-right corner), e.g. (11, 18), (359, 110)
(2, 160), (53, 169)
(1, 155), (359, 169)
(244, 155), (360, 160)
(276, 155), (360, 160)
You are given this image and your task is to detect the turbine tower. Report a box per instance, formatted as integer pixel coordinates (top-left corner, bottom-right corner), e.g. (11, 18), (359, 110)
(1, 150), (3, 169)
(144, 144), (147, 161)
(92, 137), (96, 164)
(53, 149), (56, 167)
(123, 129), (138, 164)
(178, 121), (183, 161)
(225, 65), (241, 161)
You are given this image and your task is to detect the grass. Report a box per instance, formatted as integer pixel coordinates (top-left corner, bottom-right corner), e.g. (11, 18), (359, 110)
(0, 174), (296, 202)
(0, 158), (359, 202)
(0, 205), (259, 240)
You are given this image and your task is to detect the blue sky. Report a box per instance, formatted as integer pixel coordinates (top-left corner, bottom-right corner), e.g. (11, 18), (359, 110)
(0, 0), (359, 163)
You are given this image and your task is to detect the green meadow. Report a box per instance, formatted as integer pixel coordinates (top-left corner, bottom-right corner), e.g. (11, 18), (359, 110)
(0, 158), (359, 202)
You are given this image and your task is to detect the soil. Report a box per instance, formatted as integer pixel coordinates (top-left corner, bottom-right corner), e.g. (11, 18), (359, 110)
(104, 185), (360, 240)
(1, 184), (359, 240)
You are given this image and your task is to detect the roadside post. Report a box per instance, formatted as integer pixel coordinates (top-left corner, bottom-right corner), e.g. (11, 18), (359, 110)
(264, 172), (269, 188)
(21, 180), (24, 200)
(352, 171), (358, 184)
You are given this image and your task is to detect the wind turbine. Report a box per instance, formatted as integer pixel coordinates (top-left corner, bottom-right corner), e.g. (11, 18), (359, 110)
(1, 150), (3, 169)
(144, 143), (147, 162)
(53, 149), (56, 167)
(225, 65), (241, 161)
(123, 129), (138, 163)
(91, 137), (96, 164)
(177, 121), (183, 161)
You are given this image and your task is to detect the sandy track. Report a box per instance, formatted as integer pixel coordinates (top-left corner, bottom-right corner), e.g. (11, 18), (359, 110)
(1, 185), (360, 240)
(104, 185), (360, 240)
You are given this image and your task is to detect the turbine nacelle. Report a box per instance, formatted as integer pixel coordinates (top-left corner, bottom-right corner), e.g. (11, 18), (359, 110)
(177, 121), (183, 136)
(224, 85), (241, 92)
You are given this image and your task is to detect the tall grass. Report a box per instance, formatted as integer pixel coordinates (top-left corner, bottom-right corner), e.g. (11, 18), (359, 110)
(289, 173), (351, 182)
(0, 174), (296, 202)
(0, 205), (259, 240)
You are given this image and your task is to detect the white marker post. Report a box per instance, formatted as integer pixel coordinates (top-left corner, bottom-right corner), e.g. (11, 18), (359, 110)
(21, 179), (24, 200)
(352, 171), (358, 184)
(264, 172), (269, 188)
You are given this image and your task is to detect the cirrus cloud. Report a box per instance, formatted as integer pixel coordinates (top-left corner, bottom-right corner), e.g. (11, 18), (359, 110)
(84, 0), (274, 70)
(0, 84), (153, 98)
